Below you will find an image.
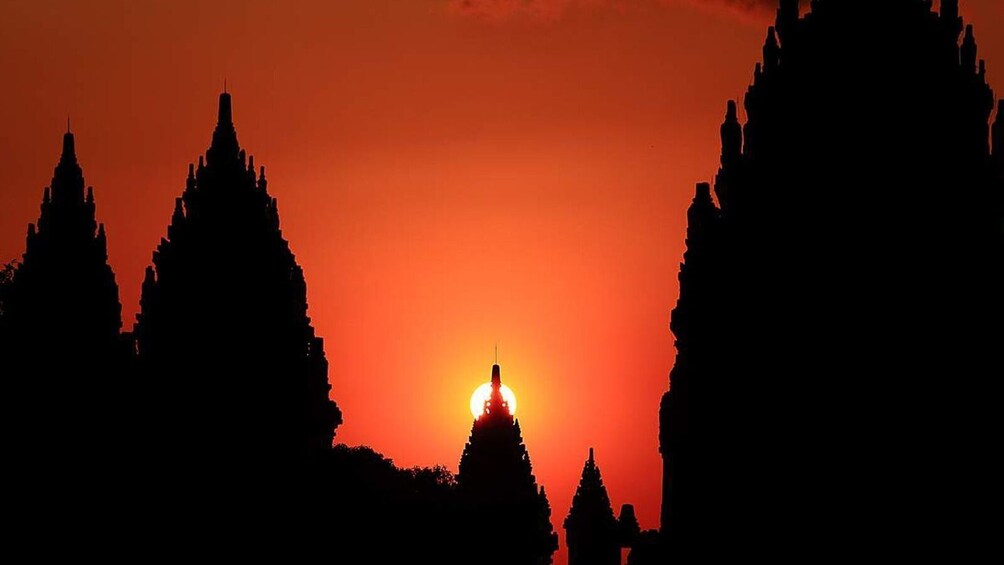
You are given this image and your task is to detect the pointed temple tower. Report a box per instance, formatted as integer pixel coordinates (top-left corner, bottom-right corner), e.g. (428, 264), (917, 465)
(0, 128), (126, 457)
(457, 362), (558, 565)
(660, 0), (1002, 560)
(564, 449), (622, 565)
(135, 92), (341, 462)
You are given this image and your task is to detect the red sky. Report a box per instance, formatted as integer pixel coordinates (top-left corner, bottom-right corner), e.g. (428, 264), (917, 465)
(0, 1), (1000, 560)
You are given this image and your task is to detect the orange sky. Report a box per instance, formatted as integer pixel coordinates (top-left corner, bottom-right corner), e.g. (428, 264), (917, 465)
(1, 0), (1001, 560)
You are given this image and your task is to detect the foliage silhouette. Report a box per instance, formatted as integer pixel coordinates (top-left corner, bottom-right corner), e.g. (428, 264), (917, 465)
(0, 260), (17, 317)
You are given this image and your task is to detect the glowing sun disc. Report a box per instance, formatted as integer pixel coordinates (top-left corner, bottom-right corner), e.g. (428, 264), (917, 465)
(470, 383), (517, 419)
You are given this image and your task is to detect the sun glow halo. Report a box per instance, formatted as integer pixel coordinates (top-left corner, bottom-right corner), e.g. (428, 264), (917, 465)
(469, 383), (517, 419)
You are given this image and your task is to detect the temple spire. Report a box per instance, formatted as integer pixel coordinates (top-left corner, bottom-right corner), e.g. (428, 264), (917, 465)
(763, 27), (780, 73)
(721, 101), (742, 166)
(207, 90), (240, 166)
(51, 128), (84, 205)
(61, 129), (76, 164)
(776, 0), (799, 45)
(564, 447), (620, 565)
(218, 91), (233, 126)
(491, 361), (502, 389)
(962, 25), (977, 75)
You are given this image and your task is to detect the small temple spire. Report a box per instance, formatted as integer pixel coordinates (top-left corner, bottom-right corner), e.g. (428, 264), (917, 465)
(721, 100), (743, 167)
(207, 90), (240, 166)
(941, 0), (959, 19)
(941, 0), (960, 30)
(50, 128), (85, 204)
(961, 24), (977, 75)
(763, 27), (780, 73)
(776, 0), (799, 45)
(564, 447), (620, 565)
(218, 91), (233, 126)
(479, 359), (511, 419)
(696, 182), (713, 204)
(61, 129), (76, 163)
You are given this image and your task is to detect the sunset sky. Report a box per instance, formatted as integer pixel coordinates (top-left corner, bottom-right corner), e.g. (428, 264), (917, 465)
(1, 0), (1001, 558)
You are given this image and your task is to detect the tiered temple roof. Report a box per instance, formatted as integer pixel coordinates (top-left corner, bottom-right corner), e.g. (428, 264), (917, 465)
(135, 92), (341, 461)
(564, 449), (622, 565)
(457, 363), (558, 564)
(0, 129), (126, 449)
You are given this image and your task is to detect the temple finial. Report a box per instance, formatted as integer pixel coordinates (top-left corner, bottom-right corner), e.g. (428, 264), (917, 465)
(589, 447), (594, 464)
(218, 90), (233, 125)
(67, 115), (71, 134)
(61, 128), (76, 162)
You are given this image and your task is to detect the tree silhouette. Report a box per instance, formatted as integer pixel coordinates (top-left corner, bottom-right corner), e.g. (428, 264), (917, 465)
(0, 260), (17, 317)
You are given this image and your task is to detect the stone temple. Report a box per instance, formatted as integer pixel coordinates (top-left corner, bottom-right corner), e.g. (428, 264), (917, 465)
(660, 0), (1002, 561)
(457, 362), (558, 565)
(135, 92), (341, 466)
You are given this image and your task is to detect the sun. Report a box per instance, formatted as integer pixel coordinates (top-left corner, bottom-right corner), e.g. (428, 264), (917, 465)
(470, 382), (517, 419)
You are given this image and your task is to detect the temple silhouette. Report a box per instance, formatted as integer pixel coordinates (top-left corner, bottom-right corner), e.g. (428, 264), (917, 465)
(659, 0), (1002, 561)
(0, 128), (130, 509)
(563, 449), (639, 565)
(457, 362), (559, 564)
(134, 91), (341, 466)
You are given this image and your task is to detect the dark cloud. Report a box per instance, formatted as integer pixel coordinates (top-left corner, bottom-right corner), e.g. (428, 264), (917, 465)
(447, 0), (574, 22)
(684, 0), (781, 19)
(709, 0), (778, 13)
(447, 0), (779, 23)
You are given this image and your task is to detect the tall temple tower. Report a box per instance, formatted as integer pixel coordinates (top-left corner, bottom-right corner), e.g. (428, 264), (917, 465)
(564, 449), (622, 565)
(660, 0), (1001, 560)
(0, 128), (126, 458)
(457, 362), (558, 565)
(135, 92), (341, 462)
